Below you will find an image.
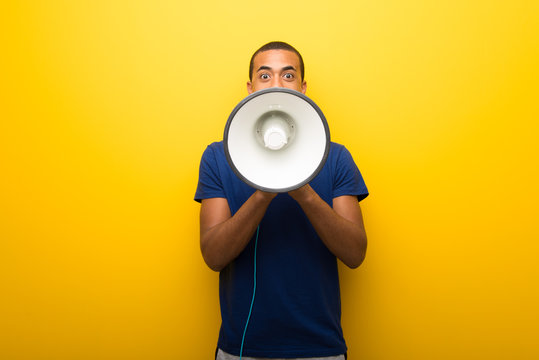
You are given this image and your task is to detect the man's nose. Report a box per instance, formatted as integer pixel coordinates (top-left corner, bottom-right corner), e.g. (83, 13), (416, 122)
(271, 77), (283, 88)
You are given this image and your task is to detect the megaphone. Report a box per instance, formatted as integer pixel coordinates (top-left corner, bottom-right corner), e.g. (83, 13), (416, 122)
(224, 88), (330, 193)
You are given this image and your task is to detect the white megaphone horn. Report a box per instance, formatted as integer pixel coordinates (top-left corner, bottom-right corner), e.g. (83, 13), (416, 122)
(224, 88), (330, 193)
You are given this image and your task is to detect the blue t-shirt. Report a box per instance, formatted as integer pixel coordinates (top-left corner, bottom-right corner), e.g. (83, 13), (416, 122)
(195, 141), (368, 358)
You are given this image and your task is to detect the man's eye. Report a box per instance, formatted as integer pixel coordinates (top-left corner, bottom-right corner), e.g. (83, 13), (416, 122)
(260, 74), (270, 80)
(283, 73), (294, 80)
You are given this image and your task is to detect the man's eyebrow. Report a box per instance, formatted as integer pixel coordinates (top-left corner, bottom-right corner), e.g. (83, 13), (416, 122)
(256, 65), (272, 72)
(281, 66), (296, 72)
(256, 65), (297, 72)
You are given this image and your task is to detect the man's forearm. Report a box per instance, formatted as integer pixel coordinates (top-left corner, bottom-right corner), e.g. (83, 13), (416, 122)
(289, 185), (367, 269)
(200, 191), (275, 272)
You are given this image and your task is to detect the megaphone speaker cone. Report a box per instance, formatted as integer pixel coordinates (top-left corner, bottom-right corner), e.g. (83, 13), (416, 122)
(224, 88), (330, 193)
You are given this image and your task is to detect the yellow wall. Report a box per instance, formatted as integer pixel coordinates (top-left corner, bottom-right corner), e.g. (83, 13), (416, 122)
(1, 1), (538, 359)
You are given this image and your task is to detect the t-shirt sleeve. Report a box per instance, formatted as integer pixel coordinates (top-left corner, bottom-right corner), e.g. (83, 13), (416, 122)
(194, 145), (226, 202)
(333, 146), (369, 202)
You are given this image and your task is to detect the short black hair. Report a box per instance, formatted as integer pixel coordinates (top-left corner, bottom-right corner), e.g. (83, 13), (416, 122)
(249, 41), (305, 82)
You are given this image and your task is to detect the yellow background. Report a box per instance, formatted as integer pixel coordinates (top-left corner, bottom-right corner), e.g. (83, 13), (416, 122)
(1, 1), (538, 359)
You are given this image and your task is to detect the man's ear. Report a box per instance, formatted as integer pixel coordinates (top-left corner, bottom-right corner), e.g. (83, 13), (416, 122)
(301, 81), (307, 94)
(247, 81), (253, 94)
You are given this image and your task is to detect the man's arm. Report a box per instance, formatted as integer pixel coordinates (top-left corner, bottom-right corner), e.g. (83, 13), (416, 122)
(288, 184), (367, 269)
(200, 191), (276, 272)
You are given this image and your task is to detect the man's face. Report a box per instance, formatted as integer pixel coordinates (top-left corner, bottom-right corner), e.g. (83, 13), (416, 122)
(247, 50), (307, 94)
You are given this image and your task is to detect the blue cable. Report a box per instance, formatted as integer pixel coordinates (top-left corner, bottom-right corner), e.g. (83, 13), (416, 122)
(239, 225), (260, 360)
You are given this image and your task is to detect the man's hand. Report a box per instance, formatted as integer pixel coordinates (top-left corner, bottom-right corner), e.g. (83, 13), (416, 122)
(258, 190), (278, 201)
(288, 184), (316, 203)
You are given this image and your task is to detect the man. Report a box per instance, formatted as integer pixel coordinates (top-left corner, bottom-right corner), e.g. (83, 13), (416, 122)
(195, 42), (369, 359)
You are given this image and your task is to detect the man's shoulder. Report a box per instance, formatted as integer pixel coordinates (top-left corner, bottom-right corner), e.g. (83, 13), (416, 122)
(205, 140), (224, 151)
(328, 141), (350, 159)
(326, 142), (362, 173)
(329, 141), (345, 151)
(201, 141), (224, 159)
